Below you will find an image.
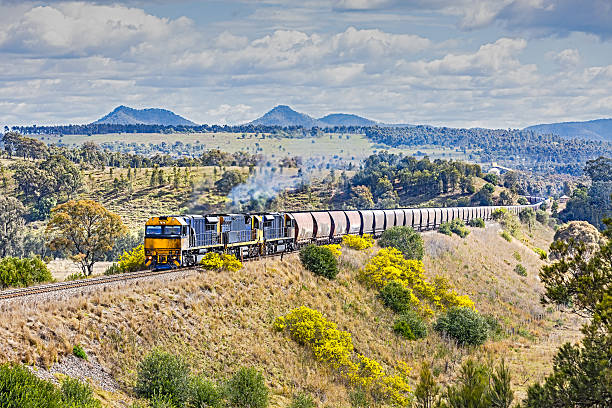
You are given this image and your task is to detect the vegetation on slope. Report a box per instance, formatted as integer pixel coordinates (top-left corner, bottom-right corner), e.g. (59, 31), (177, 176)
(0, 221), (571, 407)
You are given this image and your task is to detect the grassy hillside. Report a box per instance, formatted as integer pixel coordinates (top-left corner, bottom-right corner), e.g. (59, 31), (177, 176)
(0, 222), (580, 407)
(38, 132), (474, 164)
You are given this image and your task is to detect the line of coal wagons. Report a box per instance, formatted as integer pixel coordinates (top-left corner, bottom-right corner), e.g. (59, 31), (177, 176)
(144, 197), (544, 269)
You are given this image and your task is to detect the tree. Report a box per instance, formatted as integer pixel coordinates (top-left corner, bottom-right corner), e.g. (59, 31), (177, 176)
(415, 363), (441, 408)
(215, 169), (246, 194)
(0, 195), (25, 257)
(523, 220), (612, 406)
(46, 200), (126, 276)
(519, 208), (536, 233)
(584, 156), (612, 182)
(443, 359), (490, 408)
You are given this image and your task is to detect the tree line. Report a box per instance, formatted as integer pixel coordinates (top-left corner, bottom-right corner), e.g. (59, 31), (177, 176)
(365, 126), (612, 176)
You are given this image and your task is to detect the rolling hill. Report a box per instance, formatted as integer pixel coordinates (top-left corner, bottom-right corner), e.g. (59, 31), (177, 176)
(249, 105), (378, 127)
(524, 118), (612, 141)
(93, 105), (196, 126)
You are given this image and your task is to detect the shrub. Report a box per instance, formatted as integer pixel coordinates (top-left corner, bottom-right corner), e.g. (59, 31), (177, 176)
(533, 247), (547, 260)
(393, 311), (427, 340)
(289, 392), (316, 408)
(225, 367), (269, 408)
(0, 363), (102, 408)
(200, 253), (242, 272)
(483, 314), (504, 340)
(449, 219), (469, 238)
(299, 245), (338, 279)
(117, 244), (146, 273)
(536, 210), (549, 224)
(379, 281), (419, 313)
(61, 377), (102, 408)
(0, 363), (63, 407)
(500, 231), (512, 242)
(518, 197), (529, 205)
(483, 173), (498, 185)
(438, 222), (452, 236)
(342, 234), (374, 250)
(104, 263), (122, 275)
(0, 256), (52, 289)
(500, 213), (521, 237)
(349, 388), (369, 408)
(189, 376), (223, 408)
(491, 208), (507, 221)
(434, 307), (489, 346)
(514, 264), (527, 277)
(135, 350), (190, 406)
(73, 344), (87, 360)
(321, 244), (341, 258)
(362, 248), (475, 315)
(65, 272), (85, 281)
(149, 393), (176, 408)
(274, 306), (412, 406)
(467, 218), (485, 228)
(378, 226), (424, 260)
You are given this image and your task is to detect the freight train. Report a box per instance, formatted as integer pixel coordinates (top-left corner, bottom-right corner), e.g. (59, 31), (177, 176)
(144, 197), (546, 269)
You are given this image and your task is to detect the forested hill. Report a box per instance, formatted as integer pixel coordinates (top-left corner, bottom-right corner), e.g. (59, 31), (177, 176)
(94, 105), (196, 126)
(365, 126), (612, 176)
(524, 118), (612, 142)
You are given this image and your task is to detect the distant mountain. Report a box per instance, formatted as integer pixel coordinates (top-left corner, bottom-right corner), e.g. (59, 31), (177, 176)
(524, 118), (612, 142)
(93, 105), (196, 126)
(318, 113), (376, 126)
(249, 105), (379, 127)
(249, 105), (319, 127)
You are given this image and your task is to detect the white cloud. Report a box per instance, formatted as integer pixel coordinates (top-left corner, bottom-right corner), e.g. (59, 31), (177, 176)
(0, 2), (195, 57)
(552, 48), (581, 67)
(410, 38), (528, 76)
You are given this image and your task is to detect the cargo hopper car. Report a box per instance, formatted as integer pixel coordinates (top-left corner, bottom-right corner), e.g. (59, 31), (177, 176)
(144, 199), (546, 269)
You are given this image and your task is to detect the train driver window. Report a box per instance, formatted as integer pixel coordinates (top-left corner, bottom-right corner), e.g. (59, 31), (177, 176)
(146, 226), (162, 235)
(164, 226), (181, 235)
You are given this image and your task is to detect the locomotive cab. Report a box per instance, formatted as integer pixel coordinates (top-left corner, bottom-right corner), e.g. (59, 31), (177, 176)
(144, 216), (189, 269)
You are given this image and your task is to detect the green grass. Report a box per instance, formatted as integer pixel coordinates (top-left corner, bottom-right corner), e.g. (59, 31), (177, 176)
(39, 132), (474, 163)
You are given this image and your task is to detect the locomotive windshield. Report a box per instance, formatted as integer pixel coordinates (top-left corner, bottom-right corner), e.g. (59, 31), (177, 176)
(146, 225), (182, 236)
(146, 226), (162, 235)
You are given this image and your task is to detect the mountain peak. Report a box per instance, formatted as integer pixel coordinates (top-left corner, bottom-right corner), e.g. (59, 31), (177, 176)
(250, 105), (318, 127)
(93, 105), (196, 126)
(249, 105), (378, 128)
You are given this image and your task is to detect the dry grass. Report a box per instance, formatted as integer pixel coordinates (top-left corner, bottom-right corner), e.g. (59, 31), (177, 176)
(0, 222), (579, 407)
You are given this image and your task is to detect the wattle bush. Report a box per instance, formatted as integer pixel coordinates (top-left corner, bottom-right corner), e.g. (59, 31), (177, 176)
(299, 245), (338, 279)
(434, 307), (489, 346)
(342, 234), (374, 250)
(200, 253), (242, 272)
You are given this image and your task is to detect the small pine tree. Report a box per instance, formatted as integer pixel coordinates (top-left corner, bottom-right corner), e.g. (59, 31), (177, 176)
(488, 360), (513, 408)
(415, 363), (440, 408)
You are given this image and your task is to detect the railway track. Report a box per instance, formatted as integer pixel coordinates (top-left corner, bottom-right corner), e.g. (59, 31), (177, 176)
(0, 251), (288, 301)
(0, 268), (191, 301)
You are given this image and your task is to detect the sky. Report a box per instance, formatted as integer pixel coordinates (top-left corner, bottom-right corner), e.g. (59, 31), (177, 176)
(1, 0), (611, 128)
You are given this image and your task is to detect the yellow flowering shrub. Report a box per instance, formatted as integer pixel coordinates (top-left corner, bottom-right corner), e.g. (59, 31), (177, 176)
(274, 306), (412, 406)
(342, 234), (374, 250)
(117, 244), (146, 272)
(200, 253), (242, 272)
(361, 248), (475, 314)
(321, 244), (342, 258)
